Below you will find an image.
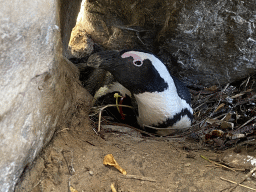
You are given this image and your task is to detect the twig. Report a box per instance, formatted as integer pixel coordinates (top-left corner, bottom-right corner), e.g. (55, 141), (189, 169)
(97, 104), (133, 132)
(113, 25), (149, 32)
(209, 80), (223, 118)
(193, 93), (216, 111)
(205, 165), (245, 171)
(30, 179), (44, 192)
(92, 127), (100, 135)
(123, 174), (157, 182)
(62, 150), (75, 176)
(227, 166), (256, 192)
(56, 128), (70, 134)
(236, 116), (256, 130)
(240, 76), (250, 89)
(200, 155), (236, 172)
(136, 32), (145, 45)
(206, 165), (222, 168)
(85, 140), (95, 146)
(111, 183), (117, 192)
(113, 25), (148, 45)
(143, 124), (192, 130)
(220, 177), (256, 191)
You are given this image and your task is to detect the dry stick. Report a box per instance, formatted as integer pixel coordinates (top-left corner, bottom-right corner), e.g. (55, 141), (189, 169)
(193, 93), (218, 129)
(206, 165), (245, 171)
(56, 128), (70, 134)
(209, 83), (224, 118)
(30, 179), (44, 191)
(220, 177), (256, 191)
(194, 93), (215, 111)
(123, 174), (157, 182)
(98, 104), (134, 132)
(227, 167), (256, 192)
(111, 183), (117, 192)
(114, 25), (148, 45)
(236, 116), (256, 130)
(143, 123), (192, 130)
(61, 150), (75, 192)
(200, 155), (236, 172)
(245, 76), (251, 88)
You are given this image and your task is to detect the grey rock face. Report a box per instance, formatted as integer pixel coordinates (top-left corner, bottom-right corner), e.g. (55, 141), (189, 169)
(0, 0), (90, 191)
(1, 0), (255, 191)
(167, 0), (256, 86)
(74, 0), (256, 86)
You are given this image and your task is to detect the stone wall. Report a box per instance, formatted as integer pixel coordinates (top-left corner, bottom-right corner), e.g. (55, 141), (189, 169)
(0, 0), (90, 191)
(71, 0), (256, 86)
(1, 0), (256, 191)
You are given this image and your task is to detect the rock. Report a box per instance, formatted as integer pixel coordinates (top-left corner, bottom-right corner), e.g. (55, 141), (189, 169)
(60, 0), (83, 59)
(1, 0), (256, 190)
(165, 0), (256, 86)
(0, 0), (91, 191)
(72, 0), (256, 86)
(68, 23), (94, 58)
(89, 170), (94, 176)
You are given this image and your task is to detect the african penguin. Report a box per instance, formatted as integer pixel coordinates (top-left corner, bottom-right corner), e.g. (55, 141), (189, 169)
(86, 50), (193, 136)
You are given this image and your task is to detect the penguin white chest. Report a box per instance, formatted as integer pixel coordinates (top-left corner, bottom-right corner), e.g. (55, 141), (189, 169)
(134, 88), (192, 128)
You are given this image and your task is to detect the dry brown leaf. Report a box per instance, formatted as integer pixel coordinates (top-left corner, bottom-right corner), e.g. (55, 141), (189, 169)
(206, 118), (233, 129)
(205, 85), (218, 92)
(221, 113), (232, 121)
(206, 118), (221, 125)
(231, 93), (244, 99)
(111, 183), (117, 192)
(70, 186), (78, 192)
(214, 103), (225, 112)
(220, 121), (234, 129)
(103, 154), (127, 175)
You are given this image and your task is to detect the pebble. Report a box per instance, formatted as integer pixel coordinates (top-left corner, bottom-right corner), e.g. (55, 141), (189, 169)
(89, 170), (94, 176)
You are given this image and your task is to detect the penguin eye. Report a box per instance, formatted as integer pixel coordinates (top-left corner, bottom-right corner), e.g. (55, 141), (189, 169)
(133, 60), (143, 67)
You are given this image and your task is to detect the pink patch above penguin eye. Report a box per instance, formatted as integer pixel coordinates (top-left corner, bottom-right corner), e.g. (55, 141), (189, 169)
(121, 52), (143, 67)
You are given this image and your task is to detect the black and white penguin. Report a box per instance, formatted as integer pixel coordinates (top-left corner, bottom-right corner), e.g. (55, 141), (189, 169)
(86, 50), (193, 136)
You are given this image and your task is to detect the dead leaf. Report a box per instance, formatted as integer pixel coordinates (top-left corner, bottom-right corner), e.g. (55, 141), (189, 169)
(221, 121), (234, 129)
(205, 85), (218, 92)
(111, 183), (117, 192)
(206, 118), (221, 125)
(231, 93), (244, 99)
(70, 186), (78, 192)
(221, 113), (232, 121)
(214, 103), (225, 112)
(103, 154), (127, 175)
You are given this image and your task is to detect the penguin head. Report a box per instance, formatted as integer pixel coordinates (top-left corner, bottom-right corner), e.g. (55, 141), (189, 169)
(87, 50), (170, 94)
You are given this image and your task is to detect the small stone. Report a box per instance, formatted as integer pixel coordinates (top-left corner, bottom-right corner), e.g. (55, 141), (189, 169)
(89, 170), (94, 176)
(184, 163), (191, 167)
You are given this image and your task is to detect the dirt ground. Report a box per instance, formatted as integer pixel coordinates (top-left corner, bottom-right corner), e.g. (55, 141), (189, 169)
(14, 101), (256, 192)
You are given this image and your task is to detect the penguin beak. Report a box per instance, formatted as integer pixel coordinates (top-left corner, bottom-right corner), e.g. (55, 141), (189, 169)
(86, 50), (120, 70)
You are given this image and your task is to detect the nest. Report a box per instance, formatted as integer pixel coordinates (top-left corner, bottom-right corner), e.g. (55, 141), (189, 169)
(89, 75), (256, 150)
(189, 75), (256, 149)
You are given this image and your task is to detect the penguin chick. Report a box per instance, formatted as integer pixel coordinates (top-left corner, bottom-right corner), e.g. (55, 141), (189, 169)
(93, 82), (139, 127)
(87, 50), (193, 136)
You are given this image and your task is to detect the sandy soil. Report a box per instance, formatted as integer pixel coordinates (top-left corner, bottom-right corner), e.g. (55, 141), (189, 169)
(15, 105), (256, 192)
